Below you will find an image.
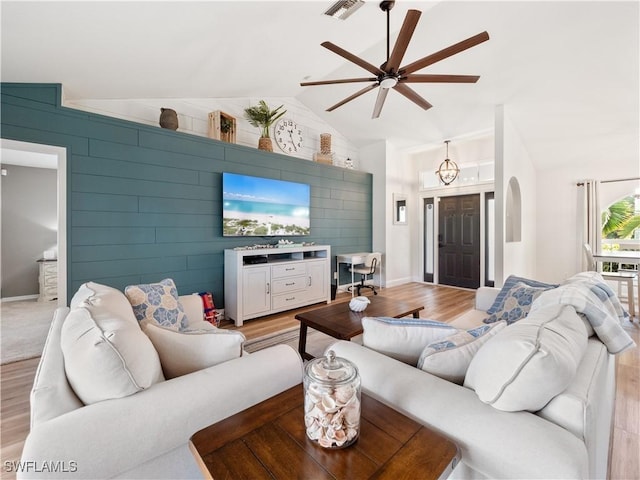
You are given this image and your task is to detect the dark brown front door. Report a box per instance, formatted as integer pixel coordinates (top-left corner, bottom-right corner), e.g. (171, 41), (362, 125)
(438, 194), (481, 288)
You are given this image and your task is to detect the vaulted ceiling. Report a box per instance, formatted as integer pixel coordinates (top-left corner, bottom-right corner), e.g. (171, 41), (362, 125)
(1, 1), (638, 171)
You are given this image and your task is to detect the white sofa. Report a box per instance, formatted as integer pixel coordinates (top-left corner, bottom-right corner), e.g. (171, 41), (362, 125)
(19, 286), (303, 479)
(329, 286), (617, 480)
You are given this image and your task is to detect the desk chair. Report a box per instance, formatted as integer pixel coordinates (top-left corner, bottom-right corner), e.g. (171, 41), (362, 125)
(583, 243), (636, 316)
(349, 252), (381, 296)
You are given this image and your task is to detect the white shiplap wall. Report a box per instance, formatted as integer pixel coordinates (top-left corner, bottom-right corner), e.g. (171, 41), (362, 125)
(65, 96), (359, 168)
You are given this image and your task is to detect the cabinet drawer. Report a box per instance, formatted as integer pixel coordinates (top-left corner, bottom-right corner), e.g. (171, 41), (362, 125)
(272, 292), (306, 310)
(271, 263), (306, 279)
(43, 262), (57, 275)
(271, 276), (307, 294)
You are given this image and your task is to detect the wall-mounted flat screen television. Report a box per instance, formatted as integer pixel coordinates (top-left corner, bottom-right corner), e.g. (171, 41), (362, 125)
(222, 172), (310, 236)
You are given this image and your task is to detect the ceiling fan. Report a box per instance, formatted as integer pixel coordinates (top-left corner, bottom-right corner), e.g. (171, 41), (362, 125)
(300, 1), (489, 119)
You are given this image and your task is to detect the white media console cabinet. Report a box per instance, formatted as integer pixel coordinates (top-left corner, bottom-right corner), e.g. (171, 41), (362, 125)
(224, 245), (331, 326)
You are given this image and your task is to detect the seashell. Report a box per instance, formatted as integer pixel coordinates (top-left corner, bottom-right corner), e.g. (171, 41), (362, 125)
(320, 394), (337, 413)
(342, 401), (360, 426)
(349, 296), (370, 312)
(334, 385), (355, 405)
(318, 437), (333, 448)
(333, 429), (347, 443)
(311, 362), (328, 379)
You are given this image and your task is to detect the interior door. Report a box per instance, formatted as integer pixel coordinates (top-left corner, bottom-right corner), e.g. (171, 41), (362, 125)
(438, 194), (481, 288)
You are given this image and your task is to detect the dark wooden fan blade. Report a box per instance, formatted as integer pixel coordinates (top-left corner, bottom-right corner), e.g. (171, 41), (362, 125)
(372, 88), (390, 119)
(326, 84), (379, 112)
(400, 31), (490, 75)
(393, 83), (433, 110)
(301, 77), (377, 86)
(385, 9), (421, 73)
(402, 74), (480, 83)
(322, 41), (385, 76)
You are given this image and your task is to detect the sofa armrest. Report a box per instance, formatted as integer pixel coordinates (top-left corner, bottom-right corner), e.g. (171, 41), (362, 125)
(327, 341), (588, 480)
(474, 286), (499, 311)
(179, 294), (204, 326)
(19, 345), (303, 479)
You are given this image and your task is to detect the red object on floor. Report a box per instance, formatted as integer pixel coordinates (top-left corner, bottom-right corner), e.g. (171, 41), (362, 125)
(198, 292), (220, 326)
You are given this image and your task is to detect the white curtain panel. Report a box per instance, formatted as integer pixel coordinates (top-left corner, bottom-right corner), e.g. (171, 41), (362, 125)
(581, 180), (602, 269)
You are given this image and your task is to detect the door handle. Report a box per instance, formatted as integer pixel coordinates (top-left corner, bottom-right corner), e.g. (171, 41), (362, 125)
(266, 282), (270, 294)
(308, 276), (312, 286)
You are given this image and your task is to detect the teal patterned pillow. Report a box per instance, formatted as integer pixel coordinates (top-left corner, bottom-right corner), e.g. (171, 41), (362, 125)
(124, 278), (189, 331)
(484, 282), (547, 325)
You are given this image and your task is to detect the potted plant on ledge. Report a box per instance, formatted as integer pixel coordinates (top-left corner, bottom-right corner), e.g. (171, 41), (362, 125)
(244, 100), (286, 152)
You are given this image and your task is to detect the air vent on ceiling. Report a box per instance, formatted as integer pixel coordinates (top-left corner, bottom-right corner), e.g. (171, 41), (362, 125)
(324, 0), (365, 20)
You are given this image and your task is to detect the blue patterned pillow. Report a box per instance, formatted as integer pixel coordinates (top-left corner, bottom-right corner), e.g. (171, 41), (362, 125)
(484, 282), (548, 325)
(124, 278), (189, 331)
(417, 321), (507, 384)
(486, 275), (558, 315)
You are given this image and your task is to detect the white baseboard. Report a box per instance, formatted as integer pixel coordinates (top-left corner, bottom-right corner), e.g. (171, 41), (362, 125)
(1, 294), (39, 303)
(385, 277), (413, 289)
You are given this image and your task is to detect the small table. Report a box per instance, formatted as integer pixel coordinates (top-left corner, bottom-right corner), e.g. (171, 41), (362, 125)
(189, 385), (460, 480)
(295, 296), (424, 360)
(336, 252), (370, 297)
(593, 250), (640, 318)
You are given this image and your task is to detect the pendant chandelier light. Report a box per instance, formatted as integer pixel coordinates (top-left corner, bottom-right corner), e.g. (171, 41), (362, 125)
(436, 140), (460, 185)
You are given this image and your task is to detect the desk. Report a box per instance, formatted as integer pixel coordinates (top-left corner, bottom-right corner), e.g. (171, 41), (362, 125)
(336, 252), (370, 297)
(593, 250), (639, 317)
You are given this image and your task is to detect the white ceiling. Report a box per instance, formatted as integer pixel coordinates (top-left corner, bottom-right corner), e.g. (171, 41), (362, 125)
(1, 1), (638, 171)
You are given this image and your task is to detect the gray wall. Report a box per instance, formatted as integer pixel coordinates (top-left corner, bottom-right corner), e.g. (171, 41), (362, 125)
(1, 164), (57, 297)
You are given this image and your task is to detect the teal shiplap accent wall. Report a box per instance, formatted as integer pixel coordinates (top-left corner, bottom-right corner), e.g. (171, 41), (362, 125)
(1, 83), (372, 304)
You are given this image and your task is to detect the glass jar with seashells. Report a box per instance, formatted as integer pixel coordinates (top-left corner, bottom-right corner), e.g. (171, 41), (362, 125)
(303, 350), (361, 449)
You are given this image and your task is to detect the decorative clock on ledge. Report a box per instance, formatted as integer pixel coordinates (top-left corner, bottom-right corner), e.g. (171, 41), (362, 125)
(274, 118), (304, 154)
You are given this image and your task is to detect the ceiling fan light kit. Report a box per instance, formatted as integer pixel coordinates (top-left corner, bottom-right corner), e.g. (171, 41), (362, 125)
(436, 140), (460, 185)
(302, 1), (489, 119)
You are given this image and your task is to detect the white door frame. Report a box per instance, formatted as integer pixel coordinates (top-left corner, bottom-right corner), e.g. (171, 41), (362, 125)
(1, 139), (67, 306)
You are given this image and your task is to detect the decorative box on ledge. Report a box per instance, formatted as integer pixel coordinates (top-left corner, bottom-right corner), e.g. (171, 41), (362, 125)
(208, 110), (236, 144)
(314, 133), (334, 165)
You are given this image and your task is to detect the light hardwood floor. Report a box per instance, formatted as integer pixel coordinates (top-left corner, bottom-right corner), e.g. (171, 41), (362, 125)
(1, 283), (638, 479)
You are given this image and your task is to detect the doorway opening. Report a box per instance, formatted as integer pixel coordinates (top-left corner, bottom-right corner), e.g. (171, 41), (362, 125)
(1, 139), (67, 305)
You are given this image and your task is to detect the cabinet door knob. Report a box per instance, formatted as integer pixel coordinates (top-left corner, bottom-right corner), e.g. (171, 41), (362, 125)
(266, 283), (270, 294)
(308, 276), (312, 286)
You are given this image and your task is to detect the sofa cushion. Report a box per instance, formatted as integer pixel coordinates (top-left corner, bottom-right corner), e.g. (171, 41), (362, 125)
(362, 317), (457, 366)
(124, 278), (189, 331)
(142, 322), (246, 379)
(486, 275), (558, 315)
(464, 304), (589, 412)
(61, 299), (165, 405)
(417, 321), (507, 384)
(70, 281), (138, 325)
(484, 281), (549, 325)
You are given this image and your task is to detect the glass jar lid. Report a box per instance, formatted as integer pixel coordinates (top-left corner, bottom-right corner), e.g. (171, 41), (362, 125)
(305, 350), (359, 385)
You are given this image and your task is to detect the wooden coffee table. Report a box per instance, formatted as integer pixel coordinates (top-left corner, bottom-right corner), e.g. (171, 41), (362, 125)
(189, 385), (460, 480)
(295, 296), (424, 359)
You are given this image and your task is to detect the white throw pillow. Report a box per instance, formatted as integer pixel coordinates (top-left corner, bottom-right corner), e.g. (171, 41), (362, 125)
(362, 317), (457, 366)
(464, 304), (589, 412)
(124, 278), (189, 331)
(142, 322), (246, 379)
(70, 281), (139, 325)
(417, 321), (507, 384)
(61, 306), (164, 405)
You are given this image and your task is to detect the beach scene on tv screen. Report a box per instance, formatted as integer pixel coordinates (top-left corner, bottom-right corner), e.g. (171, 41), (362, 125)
(223, 173), (310, 236)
